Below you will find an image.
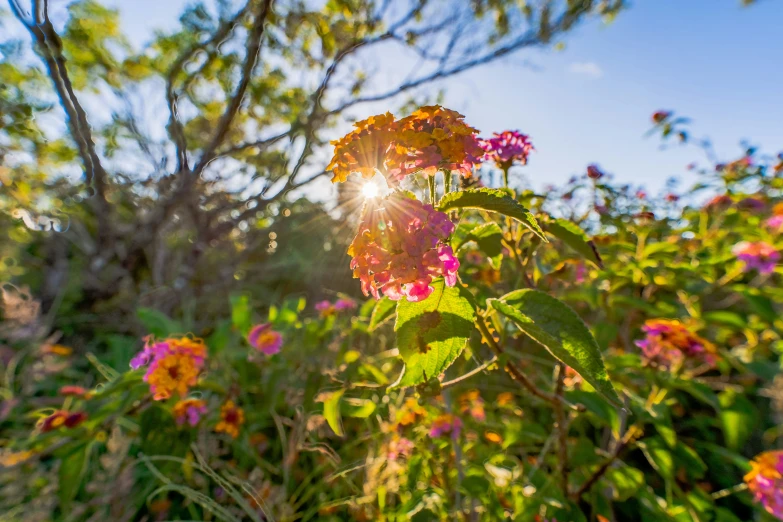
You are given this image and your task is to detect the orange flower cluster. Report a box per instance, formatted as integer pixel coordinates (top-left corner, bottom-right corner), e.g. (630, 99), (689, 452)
(635, 319), (717, 369)
(328, 106), (482, 185)
(328, 112), (396, 183)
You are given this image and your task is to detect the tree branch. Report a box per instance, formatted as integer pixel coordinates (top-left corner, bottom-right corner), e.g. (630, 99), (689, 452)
(192, 0), (274, 178)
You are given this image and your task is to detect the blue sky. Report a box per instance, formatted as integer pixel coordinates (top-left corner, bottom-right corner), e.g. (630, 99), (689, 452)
(32, 0), (783, 194)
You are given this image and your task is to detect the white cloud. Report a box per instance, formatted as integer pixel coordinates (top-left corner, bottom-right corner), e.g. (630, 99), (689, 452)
(569, 61), (603, 78)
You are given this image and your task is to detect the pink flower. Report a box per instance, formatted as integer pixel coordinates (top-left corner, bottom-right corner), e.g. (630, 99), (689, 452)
(635, 319), (717, 369)
(429, 414), (462, 440)
(745, 451), (783, 520)
(334, 298), (357, 311)
(766, 215), (783, 232)
(247, 324), (283, 355)
(348, 195), (459, 302)
(733, 241), (780, 274)
(480, 130), (534, 169)
(388, 437), (414, 461)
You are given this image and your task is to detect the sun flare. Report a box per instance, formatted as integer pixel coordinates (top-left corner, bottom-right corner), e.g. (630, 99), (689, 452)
(361, 181), (380, 199)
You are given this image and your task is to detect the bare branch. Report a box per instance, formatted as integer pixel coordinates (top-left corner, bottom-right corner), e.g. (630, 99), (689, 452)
(193, 0), (274, 178)
(164, 2), (254, 172)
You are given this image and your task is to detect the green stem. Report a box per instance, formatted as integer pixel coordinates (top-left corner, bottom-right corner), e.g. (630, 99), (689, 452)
(502, 167), (509, 188)
(443, 170), (452, 194)
(428, 175), (437, 205)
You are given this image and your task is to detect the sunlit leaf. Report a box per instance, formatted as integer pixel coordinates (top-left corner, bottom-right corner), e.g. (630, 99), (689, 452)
(392, 280), (476, 388)
(490, 290), (620, 405)
(546, 218), (603, 268)
(437, 188), (546, 241)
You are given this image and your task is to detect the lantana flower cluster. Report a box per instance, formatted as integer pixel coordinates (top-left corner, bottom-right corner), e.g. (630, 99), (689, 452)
(480, 130), (533, 170)
(733, 241), (780, 274)
(429, 413), (463, 440)
(635, 319), (717, 369)
(328, 106), (482, 186)
(315, 298), (357, 318)
(247, 323), (283, 356)
(130, 336), (207, 400)
(348, 194), (459, 302)
(745, 450), (783, 520)
(173, 398), (208, 427)
(215, 400), (245, 439)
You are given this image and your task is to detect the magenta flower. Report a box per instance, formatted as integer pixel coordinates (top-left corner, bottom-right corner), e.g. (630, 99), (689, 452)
(247, 323), (283, 355)
(733, 241), (780, 274)
(334, 298), (357, 311)
(348, 195), (459, 302)
(429, 414), (463, 440)
(766, 215), (783, 231)
(174, 398), (208, 427)
(480, 130), (533, 169)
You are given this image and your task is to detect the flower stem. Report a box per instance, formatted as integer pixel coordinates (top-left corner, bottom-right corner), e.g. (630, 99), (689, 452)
(428, 175), (437, 205)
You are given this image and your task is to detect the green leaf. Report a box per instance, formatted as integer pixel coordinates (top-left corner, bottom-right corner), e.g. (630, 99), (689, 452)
(739, 288), (777, 323)
(341, 397), (376, 418)
(546, 218), (603, 268)
(566, 390), (620, 437)
(719, 390), (757, 450)
(703, 310), (746, 329)
(437, 187), (547, 241)
(490, 290), (620, 405)
(669, 378), (720, 410)
(136, 307), (183, 337)
(603, 464), (645, 501)
(230, 293), (252, 334)
(58, 442), (90, 510)
(369, 297), (396, 331)
(640, 437), (675, 479)
(454, 222), (505, 268)
(392, 280), (476, 388)
(140, 406), (188, 456)
(318, 389), (345, 437)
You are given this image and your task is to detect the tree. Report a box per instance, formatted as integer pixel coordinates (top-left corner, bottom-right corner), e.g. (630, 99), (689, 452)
(1, 0), (624, 329)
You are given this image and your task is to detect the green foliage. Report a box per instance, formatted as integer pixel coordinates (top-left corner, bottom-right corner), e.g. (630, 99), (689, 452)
(392, 279), (476, 387)
(490, 289), (620, 405)
(437, 187), (547, 241)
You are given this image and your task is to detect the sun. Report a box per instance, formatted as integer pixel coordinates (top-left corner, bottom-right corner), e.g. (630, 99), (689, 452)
(361, 181), (380, 199)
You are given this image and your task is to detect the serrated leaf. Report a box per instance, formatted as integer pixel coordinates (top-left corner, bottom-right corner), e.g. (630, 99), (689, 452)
(392, 280), (476, 388)
(490, 290), (620, 405)
(437, 188), (546, 241)
(369, 296), (396, 331)
(546, 218), (603, 268)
